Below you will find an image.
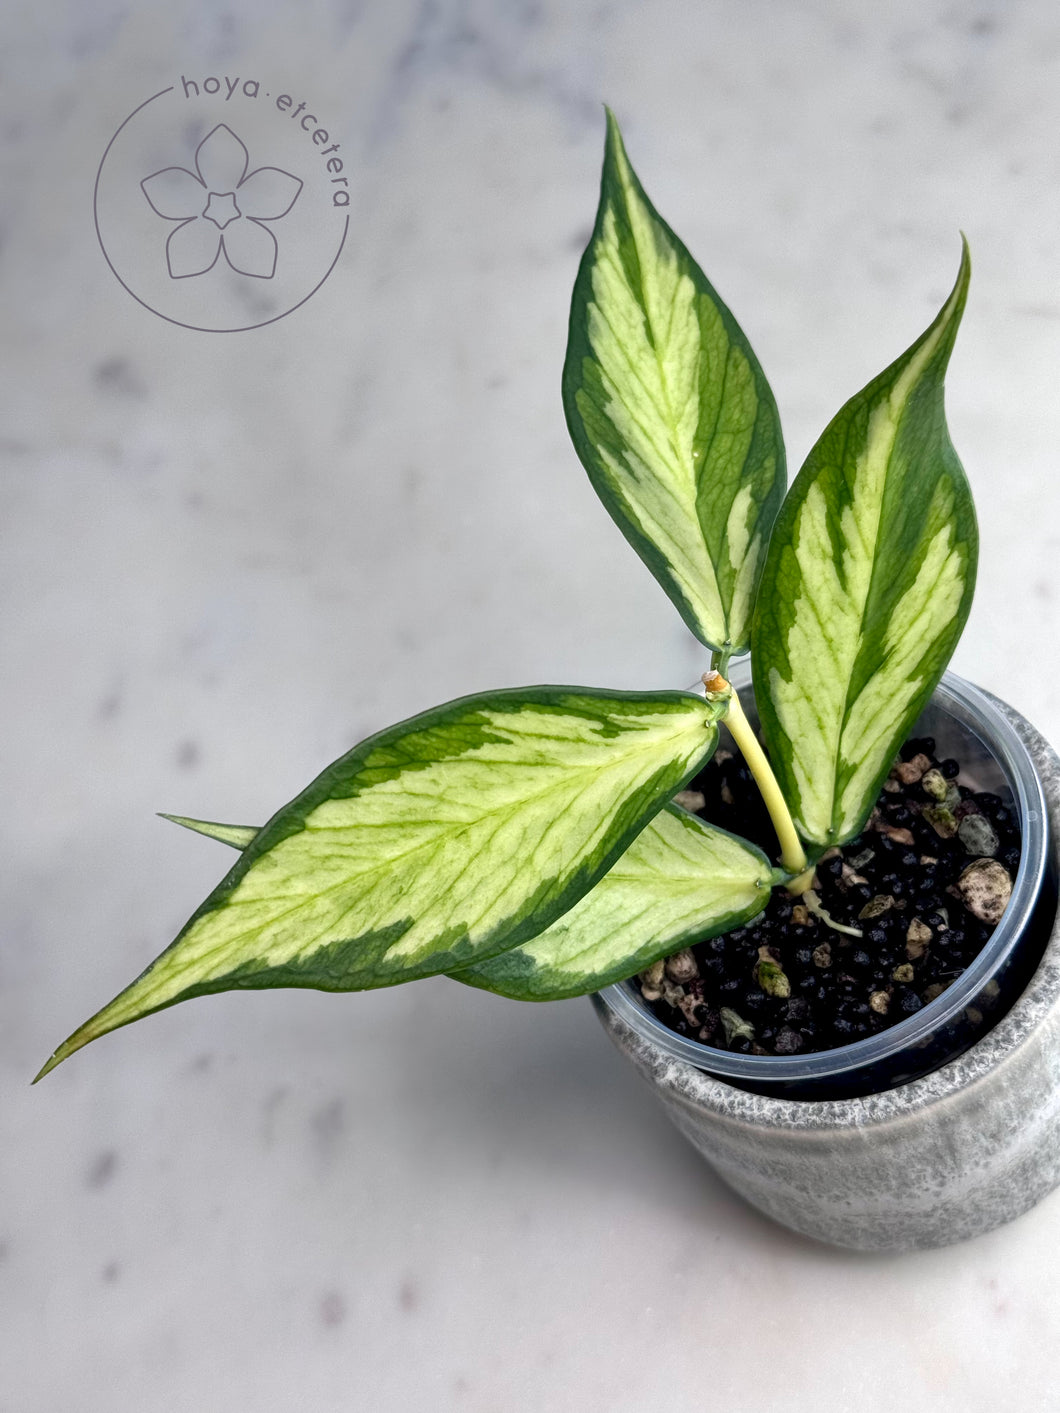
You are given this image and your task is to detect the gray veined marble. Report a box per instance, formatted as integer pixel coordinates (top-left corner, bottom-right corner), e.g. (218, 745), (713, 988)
(595, 698), (1060, 1252)
(11, 3), (1060, 1404)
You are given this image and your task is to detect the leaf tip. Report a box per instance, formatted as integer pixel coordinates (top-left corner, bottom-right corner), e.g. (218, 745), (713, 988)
(34, 975), (163, 1084)
(940, 234), (971, 330)
(158, 813), (258, 849)
(32, 1032), (86, 1084)
(602, 105), (628, 163)
(954, 230), (972, 296)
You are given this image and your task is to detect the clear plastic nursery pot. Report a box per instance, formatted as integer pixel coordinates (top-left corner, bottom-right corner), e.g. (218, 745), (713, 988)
(593, 673), (1060, 1250)
(602, 668), (1052, 1102)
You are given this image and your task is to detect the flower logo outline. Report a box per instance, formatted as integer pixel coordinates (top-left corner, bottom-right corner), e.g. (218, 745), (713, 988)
(141, 123), (303, 281)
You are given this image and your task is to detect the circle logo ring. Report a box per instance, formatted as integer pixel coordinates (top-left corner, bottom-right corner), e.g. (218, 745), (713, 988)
(94, 85), (349, 333)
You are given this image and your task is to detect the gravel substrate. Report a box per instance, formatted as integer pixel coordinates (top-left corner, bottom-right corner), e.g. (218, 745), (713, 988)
(636, 735), (1022, 1057)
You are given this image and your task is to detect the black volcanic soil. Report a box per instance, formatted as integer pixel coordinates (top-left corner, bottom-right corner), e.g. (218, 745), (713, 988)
(637, 736), (1020, 1058)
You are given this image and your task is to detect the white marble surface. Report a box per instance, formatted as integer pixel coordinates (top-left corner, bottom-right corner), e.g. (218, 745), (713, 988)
(6, 1), (1060, 1408)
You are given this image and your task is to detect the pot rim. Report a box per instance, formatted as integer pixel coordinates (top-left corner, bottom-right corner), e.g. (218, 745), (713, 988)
(597, 672), (1052, 1102)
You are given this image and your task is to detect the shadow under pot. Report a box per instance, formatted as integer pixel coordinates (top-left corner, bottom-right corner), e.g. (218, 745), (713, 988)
(594, 673), (1060, 1250)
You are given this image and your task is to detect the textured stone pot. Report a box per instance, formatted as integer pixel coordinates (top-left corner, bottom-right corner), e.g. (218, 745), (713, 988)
(593, 690), (1060, 1251)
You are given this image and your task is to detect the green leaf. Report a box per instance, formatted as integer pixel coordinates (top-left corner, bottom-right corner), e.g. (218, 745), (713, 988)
(454, 805), (775, 1000)
(751, 241), (977, 847)
(159, 814), (258, 849)
(36, 687), (723, 1079)
(157, 805), (776, 1002)
(563, 110), (786, 657)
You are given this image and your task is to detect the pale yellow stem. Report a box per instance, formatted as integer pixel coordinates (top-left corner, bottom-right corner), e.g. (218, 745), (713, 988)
(704, 672), (812, 893)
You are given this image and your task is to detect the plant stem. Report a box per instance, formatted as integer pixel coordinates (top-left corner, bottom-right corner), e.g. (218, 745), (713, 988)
(704, 672), (813, 894)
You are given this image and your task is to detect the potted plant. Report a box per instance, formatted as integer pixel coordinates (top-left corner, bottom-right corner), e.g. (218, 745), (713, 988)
(36, 113), (1060, 1252)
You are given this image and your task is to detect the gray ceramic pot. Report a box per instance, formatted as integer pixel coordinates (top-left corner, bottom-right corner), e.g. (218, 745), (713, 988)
(593, 687), (1060, 1251)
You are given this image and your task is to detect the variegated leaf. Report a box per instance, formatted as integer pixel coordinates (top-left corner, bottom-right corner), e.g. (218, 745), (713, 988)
(751, 242), (976, 847)
(455, 805), (775, 1000)
(563, 110), (785, 657)
(157, 806), (776, 1002)
(37, 687), (723, 1079)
